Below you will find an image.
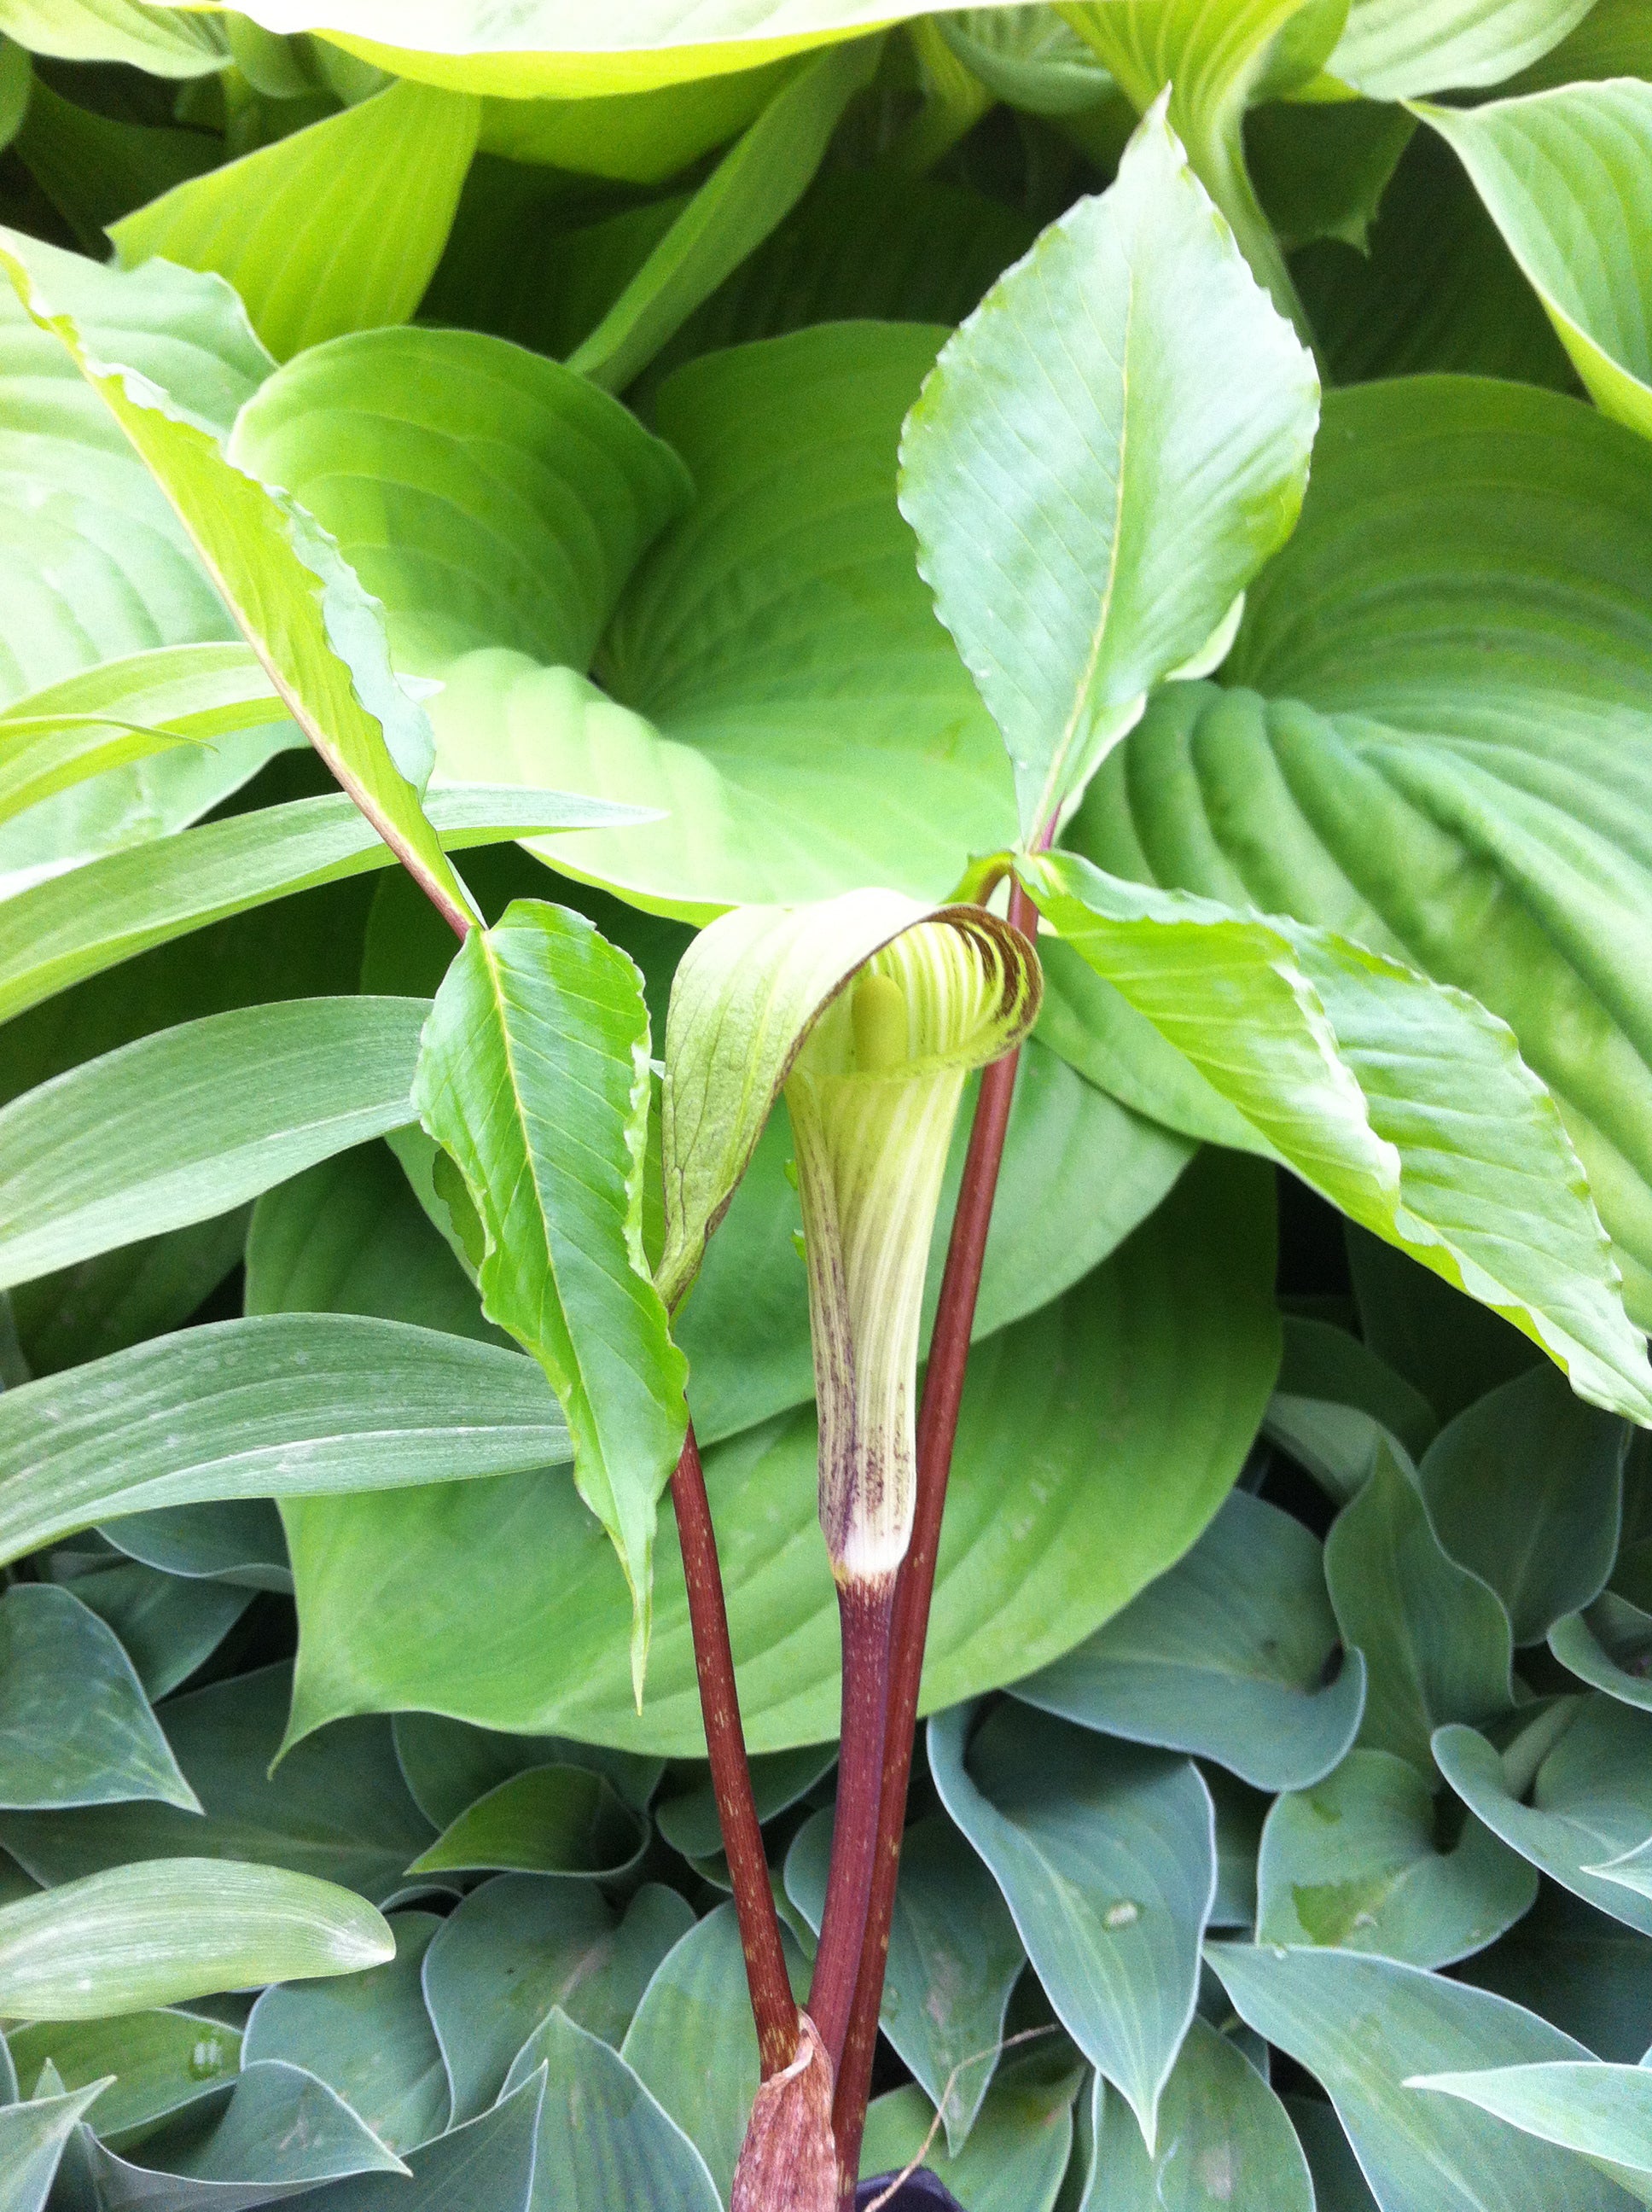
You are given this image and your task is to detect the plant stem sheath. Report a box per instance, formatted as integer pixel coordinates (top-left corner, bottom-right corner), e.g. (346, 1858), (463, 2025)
(807, 1573), (898, 2068)
(671, 1421), (800, 2075)
(829, 876), (1039, 2197)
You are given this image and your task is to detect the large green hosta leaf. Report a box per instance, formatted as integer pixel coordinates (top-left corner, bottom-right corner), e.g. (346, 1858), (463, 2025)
(1068, 373), (1652, 1333)
(281, 1152), (1279, 1754)
(413, 900), (686, 1694)
(1327, 0), (1596, 97)
(110, 80), (480, 364)
(0, 0), (229, 73)
(899, 96), (1318, 842)
(1418, 84), (1652, 443)
(0, 229), (477, 934)
(1024, 851), (1652, 1420)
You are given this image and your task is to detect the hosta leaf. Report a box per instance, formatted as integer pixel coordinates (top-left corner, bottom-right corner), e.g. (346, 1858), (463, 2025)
(1327, 0), (1597, 97)
(929, 1702), (1216, 2145)
(393, 1711), (661, 1828)
(567, 38), (879, 393)
(110, 80), (480, 364)
(404, 1765), (647, 1878)
(474, 61), (791, 177)
(0, 1663), (433, 1905)
(8, 2007), (239, 2151)
(858, 2041), (1081, 2208)
(0, 1860), (392, 2021)
(100, 1499), (291, 1590)
(0, 0), (227, 72)
(900, 96), (1314, 845)
(1257, 1747), (1538, 1966)
(0, 641), (286, 831)
(0, 2081), (111, 2212)
(1420, 1365), (1626, 1645)
(1083, 2019), (1315, 2211)
(421, 1876), (692, 2122)
(1324, 1447), (1515, 1774)
(265, 2076), (538, 2212)
(1023, 850), (1652, 1422)
(75, 2058), (405, 2203)
(1209, 1944), (1620, 2212)
(1014, 1487), (1366, 1793)
(1465, 1885), (1652, 2063)
(0, 1314), (569, 1569)
(1068, 375), (1652, 1329)
(1550, 1592), (1652, 1712)
(0, 781), (638, 1026)
(439, 323), (1015, 917)
(0, 231), (476, 934)
(1501, 0), (1652, 89)
(1435, 1700), (1652, 1934)
(785, 1806), (1023, 2155)
(280, 1153), (1277, 1754)
(1418, 83), (1652, 443)
(67, 1561), (252, 1702)
(1347, 1226), (1544, 1429)
(505, 2010), (719, 2212)
(620, 1901), (807, 2200)
(0, 998), (426, 1289)
(243, 1913), (449, 2155)
(1412, 2064), (1652, 2206)
(0, 1584), (198, 1813)
(413, 899), (687, 1691)
(225, 324), (691, 676)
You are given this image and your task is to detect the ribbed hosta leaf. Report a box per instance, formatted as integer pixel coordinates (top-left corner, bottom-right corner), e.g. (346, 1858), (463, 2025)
(1067, 373), (1652, 1332)
(1411, 2064), (1652, 2206)
(110, 79), (480, 363)
(1328, 0), (1596, 97)
(0, 0), (229, 73)
(1419, 83), (1652, 442)
(899, 96), (1318, 841)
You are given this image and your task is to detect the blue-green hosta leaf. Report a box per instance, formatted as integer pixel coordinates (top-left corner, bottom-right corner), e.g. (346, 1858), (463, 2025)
(0, 0), (228, 73)
(110, 80), (479, 364)
(900, 95), (1316, 843)
(0, 1663), (434, 1906)
(412, 899), (688, 1691)
(0, 2080), (111, 2212)
(1324, 1448), (1515, 1774)
(266, 2076), (539, 2212)
(1068, 375), (1652, 1330)
(1412, 2063), (1652, 2206)
(0, 1860), (392, 2021)
(930, 1701), (1215, 2146)
(0, 782), (637, 1027)
(65, 1559), (252, 1702)
(439, 323), (1017, 917)
(404, 1765), (647, 1878)
(1265, 1313), (1439, 1501)
(1465, 1886), (1652, 2064)
(1014, 1487), (1365, 1793)
(0, 641), (287, 831)
(1023, 851), (1652, 1423)
(620, 1900), (808, 2200)
(0, 1584), (197, 1813)
(1257, 1747), (1538, 1966)
(1083, 2018), (1315, 2211)
(0, 230), (479, 935)
(76, 2058), (406, 2204)
(1327, 0), (1597, 97)
(858, 2043), (1082, 2209)
(504, 2010), (719, 2212)
(1210, 1943), (1624, 2212)
(421, 1877), (693, 2122)
(99, 1499), (291, 1591)
(0, 998), (427, 1289)
(1435, 1699), (1652, 1935)
(244, 1913), (449, 2155)
(9, 2009), (240, 2151)
(1550, 1592), (1652, 1713)
(225, 324), (691, 678)
(1418, 83), (1652, 444)
(567, 37), (879, 393)
(279, 1154), (1279, 1754)
(1420, 1365), (1626, 1645)
(393, 1711), (661, 1830)
(0, 1314), (569, 1569)
(785, 1805), (1024, 2155)
(1347, 1226), (1545, 1430)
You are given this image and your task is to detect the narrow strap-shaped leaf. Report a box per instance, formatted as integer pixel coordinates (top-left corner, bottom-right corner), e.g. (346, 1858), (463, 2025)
(0, 997), (428, 1289)
(0, 1860), (393, 2021)
(0, 1313), (570, 1568)
(1021, 849), (1652, 1421)
(0, 781), (649, 1026)
(413, 899), (688, 1697)
(1410, 2061), (1652, 2200)
(0, 228), (477, 933)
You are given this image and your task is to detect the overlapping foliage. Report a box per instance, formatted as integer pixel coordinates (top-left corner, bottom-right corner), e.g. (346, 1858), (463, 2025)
(2, 2), (1652, 2206)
